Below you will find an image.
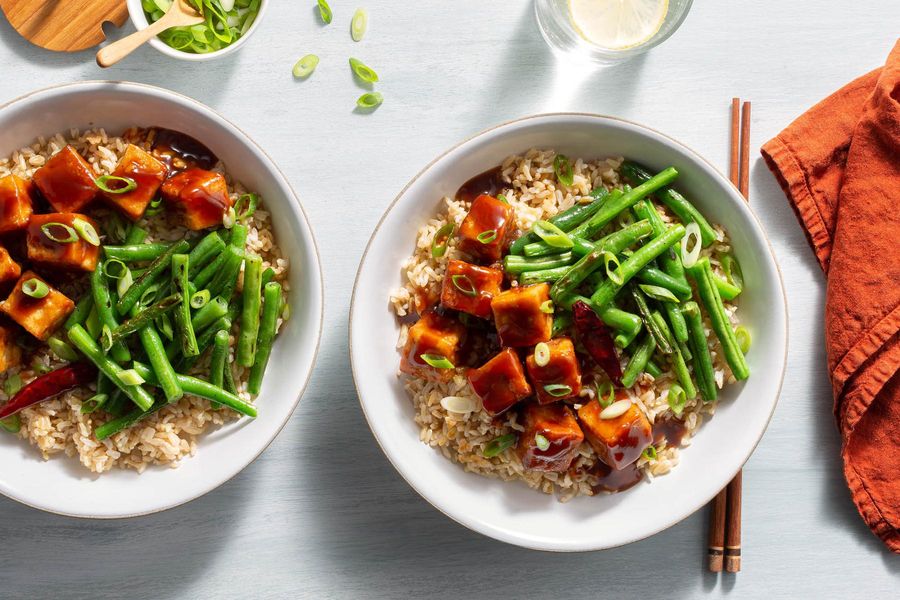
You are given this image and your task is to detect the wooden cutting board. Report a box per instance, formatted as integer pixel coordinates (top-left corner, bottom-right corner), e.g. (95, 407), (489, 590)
(0, 0), (128, 52)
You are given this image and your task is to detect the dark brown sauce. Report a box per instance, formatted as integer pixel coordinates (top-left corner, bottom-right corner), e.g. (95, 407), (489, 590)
(124, 127), (218, 173)
(590, 461), (644, 494)
(652, 418), (688, 448)
(456, 167), (503, 203)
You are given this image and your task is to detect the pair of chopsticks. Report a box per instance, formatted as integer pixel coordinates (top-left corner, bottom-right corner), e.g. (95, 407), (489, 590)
(706, 98), (750, 574)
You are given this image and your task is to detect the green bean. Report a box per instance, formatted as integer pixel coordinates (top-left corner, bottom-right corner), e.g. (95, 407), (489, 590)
(519, 266), (568, 285)
(663, 303), (689, 343)
(621, 161), (717, 247)
(631, 287), (673, 354)
(261, 267), (277, 288)
(103, 243), (171, 262)
(95, 401), (168, 440)
(210, 330), (229, 390)
(230, 223), (248, 249)
(714, 275), (742, 301)
(650, 311), (697, 399)
(645, 359), (663, 378)
(504, 252), (574, 275)
(188, 232), (227, 277)
(208, 246), (244, 300)
(191, 252), (226, 292)
(85, 304), (101, 339)
(116, 240), (190, 316)
(131, 362), (257, 417)
(602, 307), (641, 336)
(686, 257), (750, 380)
(90, 264), (131, 363)
(682, 301), (717, 402)
(248, 282), (282, 394)
(614, 325), (641, 349)
(237, 255), (263, 367)
(130, 303), (182, 403)
(509, 188), (609, 255)
(110, 294), (181, 342)
(588, 225), (686, 311)
(65, 294), (94, 330)
(635, 266), (692, 300)
(66, 325), (154, 411)
(171, 254), (199, 357)
(167, 315), (230, 363)
(124, 225), (148, 245)
(192, 296), (229, 332)
(678, 338), (693, 362)
(551, 311), (573, 337)
(103, 393), (128, 417)
(222, 359), (237, 396)
(622, 334), (656, 388)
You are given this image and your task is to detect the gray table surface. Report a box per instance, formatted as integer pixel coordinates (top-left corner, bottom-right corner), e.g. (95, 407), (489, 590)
(0, 2), (898, 598)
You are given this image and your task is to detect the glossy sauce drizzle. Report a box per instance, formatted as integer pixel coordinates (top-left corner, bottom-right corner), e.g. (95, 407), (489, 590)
(456, 167), (504, 203)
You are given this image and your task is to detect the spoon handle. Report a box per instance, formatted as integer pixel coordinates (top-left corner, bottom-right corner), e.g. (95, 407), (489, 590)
(96, 11), (194, 68)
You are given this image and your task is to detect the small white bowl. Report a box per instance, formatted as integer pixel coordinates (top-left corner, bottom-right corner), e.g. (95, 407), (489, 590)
(0, 81), (323, 518)
(350, 113), (788, 551)
(125, 0), (268, 62)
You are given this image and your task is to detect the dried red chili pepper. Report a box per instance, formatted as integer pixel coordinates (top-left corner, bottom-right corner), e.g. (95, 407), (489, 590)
(572, 300), (623, 385)
(0, 362), (96, 419)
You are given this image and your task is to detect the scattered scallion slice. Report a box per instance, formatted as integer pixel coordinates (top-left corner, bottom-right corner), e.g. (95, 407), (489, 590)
(431, 223), (454, 258)
(80, 393), (108, 414)
(48, 336), (79, 362)
(603, 251), (623, 285)
(720, 253), (744, 290)
(234, 193), (259, 220)
(145, 196), (164, 217)
(540, 300), (554, 314)
(0, 414), (20, 434)
(73, 218), (100, 246)
(534, 342), (550, 367)
(31, 359), (51, 375)
(222, 206), (236, 229)
(534, 433), (550, 451)
(451, 274), (477, 297)
(681, 222), (702, 268)
(103, 259), (129, 280)
(735, 325), (751, 354)
(191, 290), (211, 309)
(140, 284), (161, 308)
(356, 92), (383, 109)
(317, 0), (333, 24)
(293, 54), (320, 78)
(100, 325), (114, 353)
(482, 433), (516, 458)
(95, 175), (137, 195)
(543, 383), (572, 397)
(118, 369), (145, 386)
(350, 8), (367, 41)
(553, 154), (574, 186)
(40, 222), (78, 244)
(596, 380), (615, 407)
(420, 354), (454, 369)
(496, 194), (509, 204)
(533, 220), (573, 249)
(157, 313), (174, 341)
(117, 268), (134, 298)
(476, 229), (498, 244)
(21, 278), (49, 299)
(3, 372), (22, 396)
(639, 284), (679, 303)
(667, 384), (686, 416)
(642, 445), (658, 461)
(349, 57), (379, 83)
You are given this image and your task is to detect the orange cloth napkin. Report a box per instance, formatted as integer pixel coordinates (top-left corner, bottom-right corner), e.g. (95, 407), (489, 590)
(761, 40), (900, 553)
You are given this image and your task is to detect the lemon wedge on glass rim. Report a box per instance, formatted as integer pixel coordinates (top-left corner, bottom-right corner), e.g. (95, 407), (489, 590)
(568, 0), (669, 50)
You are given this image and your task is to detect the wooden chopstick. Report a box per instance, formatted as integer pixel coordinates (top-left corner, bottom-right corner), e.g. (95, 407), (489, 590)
(707, 98), (749, 573)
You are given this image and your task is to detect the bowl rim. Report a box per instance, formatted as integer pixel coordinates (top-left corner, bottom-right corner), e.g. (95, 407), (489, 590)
(125, 0), (269, 62)
(349, 111), (788, 551)
(0, 80), (325, 519)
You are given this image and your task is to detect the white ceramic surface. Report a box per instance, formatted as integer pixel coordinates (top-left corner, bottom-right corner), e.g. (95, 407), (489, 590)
(126, 0), (268, 62)
(0, 82), (323, 518)
(350, 113), (788, 552)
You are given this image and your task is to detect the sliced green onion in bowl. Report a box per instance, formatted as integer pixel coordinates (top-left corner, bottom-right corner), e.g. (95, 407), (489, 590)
(540, 299), (554, 314)
(543, 383), (572, 397)
(3, 372), (22, 396)
(667, 384), (686, 416)
(735, 325), (751, 354)
(40, 222), (78, 244)
(350, 8), (367, 41)
(420, 353), (454, 369)
(317, 0), (333, 24)
(534, 220), (573, 249)
(293, 54), (320, 78)
(191, 290), (211, 309)
(349, 57), (379, 83)
(356, 92), (383, 109)
(431, 223), (454, 258)
(95, 175), (137, 195)
(451, 274), (477, 297)
(117, 269), (134, 298)
(534, 433), (550, 451)
(476, 229), (498, 244)
(80, 393), (109, 415)
(603, 251), (623, 285)
(48, 336), (79, 361)
(534, 342), (551, 367)
(73, 218), (100, 246)
(21, 278), (49, 299)
(680, 222), (702, 268)
(639, 284), (679, 303)
(553, 154), (574, 186)
(482, 433), (516, 458)
(118, 369), (145, 386)
(641, 445), (658, 461)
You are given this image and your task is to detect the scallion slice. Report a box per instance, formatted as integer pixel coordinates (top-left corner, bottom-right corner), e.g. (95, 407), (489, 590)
(222, 206), (237, 229)
(681, 222), (702, 268)
(103, 259), (129, 280)
(80, 393), (108, 415)
(553, 154), (574, 186)
(73, 218), (100, 246)
(191, 289), (211, 309)
(293, 54), (320, 78)
(543, 383), (572, 397)
(720, 253), (744, 290)
(157, 313), (174, 341)
(603, 251), (623, 285)
(234, 193), (259, 220)
(431, 223), (454, 258)
(496, 194), (509, 204)
(540, 299), (554, 314)
(639, 284), (679, 303)
(48, 336), (79, 361)
(41, 222), (78, 244)
(100, 325), (114, 353)
(476, 229), (498, 244)
(596, 380), (615, 407)
(641, 445), (658, 461)
(139, 284), (161, 308)
(95, 175), (137, 195)
(349, 57), (379, 83)
(534, 433), (550, 451)
(356, 92), (383, 109)
(3, 372), (22, 396)
(117, 269), (133, 298)
(667, 384), (686, 416)
(118, 369), (145, 386)
(21, 278), (49, 299)
(145, 196), (164, 217)
(317, 0), (333, 24)
(451, 274), (477, 297)
(482, 433), (516, 458)
(350, 8), (367, 41)
(534, 342), (551, 367)
(0, 414), (20, 434)
(420, 353), (454, 369)
(533, 220), (573, 249)
(735, 325), (751, 354)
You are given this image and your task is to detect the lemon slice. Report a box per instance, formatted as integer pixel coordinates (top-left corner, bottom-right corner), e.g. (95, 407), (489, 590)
(569, 0), (669, 50)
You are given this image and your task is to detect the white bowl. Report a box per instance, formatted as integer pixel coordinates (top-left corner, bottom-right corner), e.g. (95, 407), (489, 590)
(350, 113), (788, 551)
(126, 0), (268, 62)
(0, 81), (323, 518)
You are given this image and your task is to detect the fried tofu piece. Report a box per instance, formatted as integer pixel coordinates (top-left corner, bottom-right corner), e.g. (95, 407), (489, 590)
(457, 194), (513, 263)
(577, 398), (652, 470)
(0, 271), (74, 340)
(32, 145), (98, 212)
(101, 144), (169, 221)
(0, 247), (21, 285)
(0, 324), (22, 372)
(491, 283), (553, 347)
(525, 337), (582, 404)
(399, 311), (466, 382)
(467, 347), (532, 415)
(161, 168), (232, 230)
(0, 174), (34, 234)
(517, 402), (584, 473)
(440, 259), (503, 319)
(27, 213), (100, 272)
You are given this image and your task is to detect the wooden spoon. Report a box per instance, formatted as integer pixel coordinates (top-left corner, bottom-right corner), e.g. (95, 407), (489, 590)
(96, 0), (204, 67)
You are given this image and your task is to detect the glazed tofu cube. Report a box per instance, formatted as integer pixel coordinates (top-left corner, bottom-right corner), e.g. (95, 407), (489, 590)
(525, 337), (582, 404)
(440, 259), (503, 319)
(161, 168), (232, 230)
(0, 324), (22, 372)
(0, 174), (34, 233)
(399, 311), (466, 382)
(517, 402), (584, 473)
(101, 144), (168, 220)
(467, 347), (532, 415)
(32, 145), (97, 212)
(27, 213), (100, 272)
(491, 283), (553, 347)
(457, 194), (513, 262)
(577, 398), (652, 470)
(0, 272), (74, 340)
(0, 247), (21, 285)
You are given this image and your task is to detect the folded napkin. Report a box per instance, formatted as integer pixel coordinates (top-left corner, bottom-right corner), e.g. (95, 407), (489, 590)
(761, 40), (900, 553)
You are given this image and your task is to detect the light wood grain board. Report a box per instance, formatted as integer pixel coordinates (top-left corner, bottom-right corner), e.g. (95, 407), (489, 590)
(0, 0), (127, 51)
